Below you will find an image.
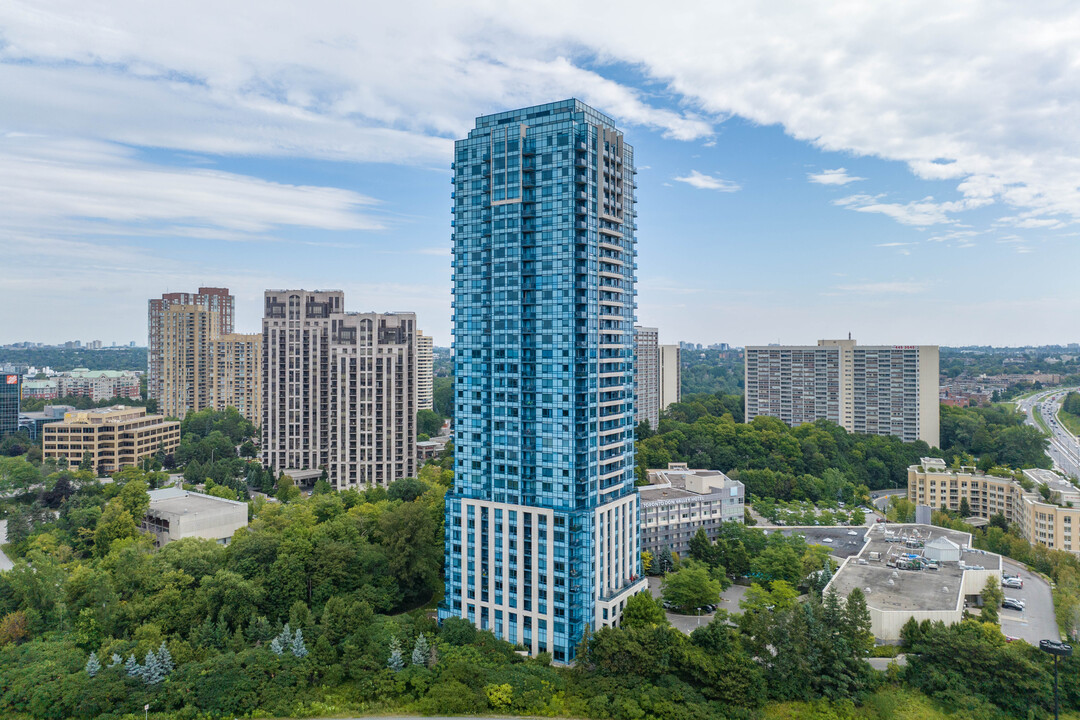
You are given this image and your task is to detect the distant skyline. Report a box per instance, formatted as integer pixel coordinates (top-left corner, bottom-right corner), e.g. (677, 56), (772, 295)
(2, 3), (1080, 347)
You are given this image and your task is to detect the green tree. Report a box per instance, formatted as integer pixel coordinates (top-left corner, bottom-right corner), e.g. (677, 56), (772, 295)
(620, 591), (668, 628)
(980, 576), (1003, 624)
(416, 409), (443, 437)
(661, 562), (722, 612)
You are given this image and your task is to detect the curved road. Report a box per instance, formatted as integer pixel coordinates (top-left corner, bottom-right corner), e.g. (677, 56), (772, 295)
(1016, 388), (1080, 479)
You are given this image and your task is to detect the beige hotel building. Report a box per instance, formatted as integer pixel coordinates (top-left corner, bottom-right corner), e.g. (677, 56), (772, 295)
(909, 457), (1080, 555)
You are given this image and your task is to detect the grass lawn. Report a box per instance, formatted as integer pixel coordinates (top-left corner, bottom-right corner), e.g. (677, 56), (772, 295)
(1058, 409), (1080, 438)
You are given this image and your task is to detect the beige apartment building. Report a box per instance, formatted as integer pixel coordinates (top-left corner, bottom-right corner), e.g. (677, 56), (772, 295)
(42, 406), (181, 473)
(908, 458), (1080, 555)
(745, 338), (939, 447)
(634, 327), (681, 430)
(659, 343), (681, 412)
(160, 304), (219, 418)
(148, 288), (233, 405)
(153, 292), (261, 423)
(634, 326), (660, 429)
(417, 331), (434, 411)
(209, 333), (262, 423)
(262, 290), (417, 489)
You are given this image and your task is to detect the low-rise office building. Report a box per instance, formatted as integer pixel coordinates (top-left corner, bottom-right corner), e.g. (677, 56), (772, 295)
(908, 458), (1080, 555)
(42, 406), (181, 473)
(142, 487), (248, 546)
(639, 463), (745, 554)
(825, 524), (1002, 640)
(18, 405), (74, 440)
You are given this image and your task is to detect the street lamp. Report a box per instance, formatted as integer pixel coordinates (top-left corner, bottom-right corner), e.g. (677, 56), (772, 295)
(1040, 639), (1073, 720)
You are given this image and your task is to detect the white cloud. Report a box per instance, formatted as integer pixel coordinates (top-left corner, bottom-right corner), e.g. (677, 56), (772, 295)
(0, 1), (1077, 226)
(808, 168), (865, 185)
(833, 193), (991, 226)
(0, 134), (382, 236)
(673, 170), (741, 192)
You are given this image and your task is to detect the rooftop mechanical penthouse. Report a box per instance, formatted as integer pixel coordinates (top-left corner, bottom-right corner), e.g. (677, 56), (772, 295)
(439, 100), (647, 662)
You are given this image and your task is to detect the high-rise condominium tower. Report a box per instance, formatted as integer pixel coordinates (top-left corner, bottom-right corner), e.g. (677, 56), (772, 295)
(441, 100), (647, 662)
(153, 293), (261, 422)
(261, 290), (417, 488)
(659, 343), (681, 411)
(417, 331), (434, 411)
(744, 338), (940, 447)
(148, 288), (233, 404)
(633, 326), (659, 429)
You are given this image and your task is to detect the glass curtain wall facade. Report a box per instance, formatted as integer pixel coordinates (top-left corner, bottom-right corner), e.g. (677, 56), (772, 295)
(441, 100), (647, 663)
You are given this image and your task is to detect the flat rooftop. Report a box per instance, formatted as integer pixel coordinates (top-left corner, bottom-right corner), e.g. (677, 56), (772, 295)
(827, 524), (1000, 613)
(1024, 469), (1080, 498)
(148, 489), (246, 517)
(640, 468), (734, 502)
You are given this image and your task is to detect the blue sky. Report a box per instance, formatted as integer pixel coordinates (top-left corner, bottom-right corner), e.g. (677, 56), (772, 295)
(1, 2), (1078, 347)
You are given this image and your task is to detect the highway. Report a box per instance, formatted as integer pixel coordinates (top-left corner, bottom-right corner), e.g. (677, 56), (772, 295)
(1016, 388), (1080, 479)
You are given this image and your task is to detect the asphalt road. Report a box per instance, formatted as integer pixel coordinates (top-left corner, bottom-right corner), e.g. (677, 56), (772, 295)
(1017, 388), (1080, 479)
(0, 520), (12, 571)
(998, 558), (1059, 644)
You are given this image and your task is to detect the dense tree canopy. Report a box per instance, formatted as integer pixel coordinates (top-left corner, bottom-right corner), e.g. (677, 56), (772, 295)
(639, 397), (929, 493)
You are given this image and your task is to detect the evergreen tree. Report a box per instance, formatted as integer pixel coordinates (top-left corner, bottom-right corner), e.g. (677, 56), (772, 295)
(290, 628), (308, 658)
(269, 635), (285, 655)
(657, 547), (674, 574)
(124, 653), (141, 678)
(142, 649), (164, 684)
(843, 588), (874, 657)
(109, 653), (122, 667)
(387, 635), (404, 671)
(157, 641), (174, 674)
(85, 651), (101, 677)
(411, 633), (430, 666)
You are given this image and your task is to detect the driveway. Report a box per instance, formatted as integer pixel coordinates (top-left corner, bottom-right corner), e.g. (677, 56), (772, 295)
(648, 576), (748, 635)
(999, 558), (1059, 644)
(0, 520), (12, 571)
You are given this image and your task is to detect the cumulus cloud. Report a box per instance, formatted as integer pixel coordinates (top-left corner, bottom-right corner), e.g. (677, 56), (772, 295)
(808, 168), (865, 185)
(0, 1), (1078, 226)
(673, 170), (741, 192)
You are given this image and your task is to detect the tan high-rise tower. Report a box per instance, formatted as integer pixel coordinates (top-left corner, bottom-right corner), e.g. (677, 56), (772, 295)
(416, 331), (434, 411)
(261, 290), (417, 488)
(148, 288), (233, 405)
(150, 288), (261, 423)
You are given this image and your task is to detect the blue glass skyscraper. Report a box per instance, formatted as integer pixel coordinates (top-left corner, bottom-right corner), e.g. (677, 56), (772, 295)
(440, 100), (646, 663)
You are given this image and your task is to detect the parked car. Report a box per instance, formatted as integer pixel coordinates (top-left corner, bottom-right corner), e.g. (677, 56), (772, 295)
(847, 530), (859, 536)
(822, 537), (834, 543)
(1002, 598), (1025, 612)
(1002, 577), (1023, 589)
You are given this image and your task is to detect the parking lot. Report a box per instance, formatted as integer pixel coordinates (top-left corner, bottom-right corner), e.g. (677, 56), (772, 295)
(773, 526), (868, 559)
(998, 558), (1060, 644)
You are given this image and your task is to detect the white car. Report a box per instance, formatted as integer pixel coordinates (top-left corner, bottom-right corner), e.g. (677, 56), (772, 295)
(1002, 577), (1023, 589)
(847, 530), (859, 536)
(822, 537), (834, 543)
